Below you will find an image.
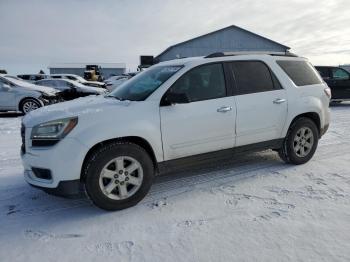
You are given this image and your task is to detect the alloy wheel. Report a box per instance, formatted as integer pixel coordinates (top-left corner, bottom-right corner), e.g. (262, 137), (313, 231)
(99, 156), (143, 200)
(293, 127), (314, 157)
(22, 101), (39, 113)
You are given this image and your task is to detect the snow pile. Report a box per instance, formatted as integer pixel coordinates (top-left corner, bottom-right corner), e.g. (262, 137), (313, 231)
(0, 105), (349, 262)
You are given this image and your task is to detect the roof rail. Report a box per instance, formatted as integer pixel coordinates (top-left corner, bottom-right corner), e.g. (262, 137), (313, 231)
(205, 51), (298, 58)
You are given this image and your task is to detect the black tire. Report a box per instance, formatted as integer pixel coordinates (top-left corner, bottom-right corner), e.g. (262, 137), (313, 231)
(20, 98), (41, 114)
(84, 142), (154, 211)
(279, 117), (319, 165)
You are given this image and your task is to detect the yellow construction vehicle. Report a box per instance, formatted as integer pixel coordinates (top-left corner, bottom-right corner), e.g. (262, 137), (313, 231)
(84, 65), (103, 81)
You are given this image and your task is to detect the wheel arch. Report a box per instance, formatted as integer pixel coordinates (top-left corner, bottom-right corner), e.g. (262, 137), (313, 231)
(288, 112), (321, 137)
(80, 136), (158, 182)
(18, 97), (42, 111)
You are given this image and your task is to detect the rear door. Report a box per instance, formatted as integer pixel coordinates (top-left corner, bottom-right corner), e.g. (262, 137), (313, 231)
(330, 67), (350, 99)
(227, 61), (288, 146)
(160, 63), (236, 160)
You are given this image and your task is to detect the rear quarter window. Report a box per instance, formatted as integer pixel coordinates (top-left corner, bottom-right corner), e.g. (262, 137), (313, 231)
(277, 60), (323, 86)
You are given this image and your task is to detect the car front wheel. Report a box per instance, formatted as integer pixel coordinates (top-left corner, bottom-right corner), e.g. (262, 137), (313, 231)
(84, 142), (155, 211)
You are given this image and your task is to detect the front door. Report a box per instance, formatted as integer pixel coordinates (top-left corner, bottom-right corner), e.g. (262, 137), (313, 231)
(160, 63), (236, 160)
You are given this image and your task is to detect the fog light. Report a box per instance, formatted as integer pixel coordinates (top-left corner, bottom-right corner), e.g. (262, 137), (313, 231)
(31, 167), (52, 180)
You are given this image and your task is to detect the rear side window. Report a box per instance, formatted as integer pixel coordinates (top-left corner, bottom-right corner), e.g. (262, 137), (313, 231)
(18, 75), (30, 80)
(39, 80), (55, 87)
(229, 61), (276, 95)
(277, 60), (323, 86)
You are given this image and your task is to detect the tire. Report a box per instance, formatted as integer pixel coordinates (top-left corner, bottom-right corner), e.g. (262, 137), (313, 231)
(84, 142), (155, 211)
(20, 98), (41, 114)
(279, 117), (319, 165)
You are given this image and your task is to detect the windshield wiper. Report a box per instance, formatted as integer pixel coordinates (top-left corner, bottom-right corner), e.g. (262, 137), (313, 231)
(105, 95), (125, 101)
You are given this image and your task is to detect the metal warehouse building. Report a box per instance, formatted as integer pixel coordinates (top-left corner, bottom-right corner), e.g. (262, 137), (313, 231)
(154, 25), (290, 62)
(48, 63), (126, 78)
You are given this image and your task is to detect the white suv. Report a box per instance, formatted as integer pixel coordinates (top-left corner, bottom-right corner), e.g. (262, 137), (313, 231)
(21, 52), (331, 210)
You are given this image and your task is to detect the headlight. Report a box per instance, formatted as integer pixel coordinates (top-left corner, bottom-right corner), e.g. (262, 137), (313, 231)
(31, 117), (78, 141)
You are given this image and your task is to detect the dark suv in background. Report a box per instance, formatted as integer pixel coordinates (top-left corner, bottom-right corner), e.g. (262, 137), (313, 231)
(315, 66), (350, 102)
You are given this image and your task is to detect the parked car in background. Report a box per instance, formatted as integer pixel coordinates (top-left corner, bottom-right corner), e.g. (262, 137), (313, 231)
(35, 79), (107, 101)
(315, 66), (350, 102)
(0, 75), (61, 114)
(50, 74), (106, 89)
(104, 75), (130, 92)
(17, 74), (48, 83)
(21, 52), (330, 210)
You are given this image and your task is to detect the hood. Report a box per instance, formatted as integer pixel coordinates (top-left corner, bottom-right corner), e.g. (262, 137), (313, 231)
(26, 84), (59, 96)
(22, 95), (130, 128)
(8, 78), (58, 95)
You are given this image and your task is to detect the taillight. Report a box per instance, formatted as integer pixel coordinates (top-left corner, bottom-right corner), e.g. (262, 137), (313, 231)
(324, 87), (331, 99)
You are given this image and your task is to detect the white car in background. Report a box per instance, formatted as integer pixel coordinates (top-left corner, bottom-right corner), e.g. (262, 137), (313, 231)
(50, 74), (106, 89)
(0, 75), (61, 114)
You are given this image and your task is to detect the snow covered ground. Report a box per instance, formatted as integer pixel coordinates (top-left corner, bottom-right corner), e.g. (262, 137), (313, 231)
(0, 104), (350, 262)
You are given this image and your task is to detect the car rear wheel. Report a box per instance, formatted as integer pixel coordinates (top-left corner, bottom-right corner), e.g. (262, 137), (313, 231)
(279, 117), (319, 165)
(84, 142), (154, 211)
(21, 99), (41, 114)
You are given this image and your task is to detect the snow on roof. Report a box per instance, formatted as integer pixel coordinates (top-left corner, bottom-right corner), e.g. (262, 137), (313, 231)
(48, 63), (126, 69)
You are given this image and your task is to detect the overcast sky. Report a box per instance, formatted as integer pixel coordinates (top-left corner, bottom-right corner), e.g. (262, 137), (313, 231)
(1, 0), (350, 74)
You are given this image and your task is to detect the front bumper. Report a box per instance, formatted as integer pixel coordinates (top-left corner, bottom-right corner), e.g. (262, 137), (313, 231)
(21, 127), (89, 194)
(320, 123), (329, 137)
(39, 94), (64, 106)
(28, 177), (83, 196)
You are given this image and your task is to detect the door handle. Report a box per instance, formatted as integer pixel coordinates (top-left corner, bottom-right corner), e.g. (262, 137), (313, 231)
(273, 98), (286, 104)
(217, 106), (232, 113)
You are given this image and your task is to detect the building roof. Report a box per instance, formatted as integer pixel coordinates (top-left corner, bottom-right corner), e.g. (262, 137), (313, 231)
(48, 63), (126, 69)
(155, 25), (290, 60)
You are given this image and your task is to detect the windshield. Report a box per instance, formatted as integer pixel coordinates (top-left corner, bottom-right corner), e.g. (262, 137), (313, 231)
(108, 65), (182, 101)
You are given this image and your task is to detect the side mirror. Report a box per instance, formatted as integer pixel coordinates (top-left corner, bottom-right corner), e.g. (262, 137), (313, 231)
(162, 92), (189, 106)
(2, 84), (11, 90)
